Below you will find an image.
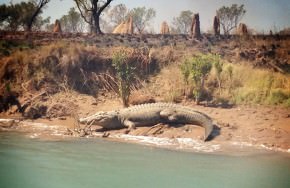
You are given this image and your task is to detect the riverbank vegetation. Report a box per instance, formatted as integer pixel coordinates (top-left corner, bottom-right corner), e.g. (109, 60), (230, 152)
(1, 36), (289, 114)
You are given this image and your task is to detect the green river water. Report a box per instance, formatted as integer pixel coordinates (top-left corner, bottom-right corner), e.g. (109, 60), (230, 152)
(0, 132), (289, 188)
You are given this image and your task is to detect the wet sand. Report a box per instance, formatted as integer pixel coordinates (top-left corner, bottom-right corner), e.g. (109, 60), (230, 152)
(1, 99), (289, 155)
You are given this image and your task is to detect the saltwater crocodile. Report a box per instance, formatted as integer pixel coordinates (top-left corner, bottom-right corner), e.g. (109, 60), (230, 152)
(79, 103), (214, 141)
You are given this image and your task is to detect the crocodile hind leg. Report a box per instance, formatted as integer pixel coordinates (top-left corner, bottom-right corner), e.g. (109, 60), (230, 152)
(160, 108), (178, 121)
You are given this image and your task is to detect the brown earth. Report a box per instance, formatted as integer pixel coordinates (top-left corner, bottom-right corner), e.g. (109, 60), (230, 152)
(1, 91), (289, 154)
(0, 32), (289, 154)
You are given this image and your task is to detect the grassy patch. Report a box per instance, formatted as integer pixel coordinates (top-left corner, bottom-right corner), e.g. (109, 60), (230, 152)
(218, 63), (290, 107)
(0, 40), (31, 56)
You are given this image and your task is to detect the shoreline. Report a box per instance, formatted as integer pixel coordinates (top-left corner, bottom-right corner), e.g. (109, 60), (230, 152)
(1, 118), (289, 156)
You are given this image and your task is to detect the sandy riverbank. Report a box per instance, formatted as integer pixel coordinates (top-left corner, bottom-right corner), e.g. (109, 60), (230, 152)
(1, 99), (289, 155)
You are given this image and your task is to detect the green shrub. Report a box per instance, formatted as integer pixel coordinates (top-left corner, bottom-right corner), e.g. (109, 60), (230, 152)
(267, 90), (289, 105)
(112, 49), (136, 107)
(283, 98), (290, 108)
(180, 54), (217, 104)
(0, 40), (30, 57)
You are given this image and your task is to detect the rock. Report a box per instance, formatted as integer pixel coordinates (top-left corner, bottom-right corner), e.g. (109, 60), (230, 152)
(190, 13), (201, 38)
(213, 16), (220, 36)
(237, 23), (248, 35)
(160, 21), (170, 34)
(53, 19), (62, 33)
(112, 16), (134, 34)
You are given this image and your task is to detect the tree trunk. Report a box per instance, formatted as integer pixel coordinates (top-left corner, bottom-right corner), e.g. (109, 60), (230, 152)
(26, 1), (48, 32)
(27, 11), (39, 31)
(93, 12), (103, 34)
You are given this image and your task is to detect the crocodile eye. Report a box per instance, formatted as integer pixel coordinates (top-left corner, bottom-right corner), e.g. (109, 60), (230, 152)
(99, 118), (107, 122)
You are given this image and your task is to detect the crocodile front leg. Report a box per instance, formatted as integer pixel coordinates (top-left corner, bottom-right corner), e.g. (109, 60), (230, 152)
(123, 119), (136, 131)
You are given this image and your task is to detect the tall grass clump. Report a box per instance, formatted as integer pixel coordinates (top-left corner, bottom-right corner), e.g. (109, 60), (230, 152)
(222, 64), (290, 107)
(112, 49), (136, 107)
(213, 55), (223, 95)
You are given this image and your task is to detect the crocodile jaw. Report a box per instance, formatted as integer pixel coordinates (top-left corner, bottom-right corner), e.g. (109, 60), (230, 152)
(79, 111), (118, 126)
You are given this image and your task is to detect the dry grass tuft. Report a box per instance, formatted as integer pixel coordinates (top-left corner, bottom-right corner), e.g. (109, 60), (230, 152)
(207, 62), (290, 107)
(145, 63), (184, 103)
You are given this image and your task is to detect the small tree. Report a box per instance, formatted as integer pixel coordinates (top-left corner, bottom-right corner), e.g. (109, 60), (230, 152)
(0, 5), (9, 25)
(180, 54), (213, 104)
(0, 3), (22, 31)
(216, 4), (246, 35)
(171, 10), (193, 34)
(26, 0), (50, 31)
(109, 4), (129, 26)
(112, 49), (136, 107)
(0, 1), (50, 31)
(130, 7), (156, 34)
(33, 16), (51, 31)
(60, 7), (85, 33)
(74, 0), (112, 34)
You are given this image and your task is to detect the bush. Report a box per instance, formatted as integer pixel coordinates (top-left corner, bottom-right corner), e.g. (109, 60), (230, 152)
(0, 40), (30, 57)
(112, 49), (136, 107)
(284, 98), (290, 108)
(180, 54), (218, 104)
(267, 90), (289, 105)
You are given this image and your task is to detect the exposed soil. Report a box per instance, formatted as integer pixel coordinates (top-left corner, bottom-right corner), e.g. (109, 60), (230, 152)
(1, 92), (289, 154)
(0, 32), (289, 154)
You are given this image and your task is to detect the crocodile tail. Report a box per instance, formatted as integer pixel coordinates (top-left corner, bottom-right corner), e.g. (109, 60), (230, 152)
(204, 122), (214, 141)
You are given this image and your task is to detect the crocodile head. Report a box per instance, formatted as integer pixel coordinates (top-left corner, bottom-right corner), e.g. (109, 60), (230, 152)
(79, 111), (119, 128)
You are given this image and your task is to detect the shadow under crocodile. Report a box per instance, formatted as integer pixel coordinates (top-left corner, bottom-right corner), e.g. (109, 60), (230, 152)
(93, 123), (221, 141)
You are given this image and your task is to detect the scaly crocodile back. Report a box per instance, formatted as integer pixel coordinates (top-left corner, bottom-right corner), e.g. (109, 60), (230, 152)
(119, 102), (214, 141)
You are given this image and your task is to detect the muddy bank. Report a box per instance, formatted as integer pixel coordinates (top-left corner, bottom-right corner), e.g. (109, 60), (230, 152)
(1, 101), (289, 155)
